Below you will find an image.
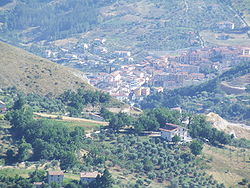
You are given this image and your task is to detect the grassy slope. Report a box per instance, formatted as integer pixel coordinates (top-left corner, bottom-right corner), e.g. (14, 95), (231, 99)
(0, 41), (93, 96)
(203, 145), (250, 188)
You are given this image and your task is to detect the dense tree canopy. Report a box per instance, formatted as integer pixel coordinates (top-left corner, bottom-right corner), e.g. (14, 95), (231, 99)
(60, 88), (111, 116)
(189, 140), (203, 156)
(6, 103), (85, 169)
(3, 0), (118, 41)
(189, 115), (231, 145)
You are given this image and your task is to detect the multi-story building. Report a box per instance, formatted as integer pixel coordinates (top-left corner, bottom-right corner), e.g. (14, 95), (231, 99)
(80, 172), (100, 184)
(159, 123), (189, 142)
(47, 171), (64, 185)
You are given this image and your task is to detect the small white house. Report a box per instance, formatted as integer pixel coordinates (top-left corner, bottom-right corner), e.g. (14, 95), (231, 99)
(80, 172), (100, 184)
(47, 171), (64, 185)
(159, 123), (189, 142)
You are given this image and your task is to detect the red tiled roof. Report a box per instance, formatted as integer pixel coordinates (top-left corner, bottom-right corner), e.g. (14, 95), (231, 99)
(159, 127), (178, 132)
(159, 123), (180, 132)
(48, 171), (64, 176)
(165, 123), (179, 127)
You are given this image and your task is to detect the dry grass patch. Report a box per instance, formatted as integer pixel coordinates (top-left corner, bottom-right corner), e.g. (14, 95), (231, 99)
(203, 144), (250, 187)
(0, 41), (92, 96)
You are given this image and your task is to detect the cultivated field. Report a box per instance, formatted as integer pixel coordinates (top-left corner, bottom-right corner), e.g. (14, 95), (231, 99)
(200, 30), (250, 47)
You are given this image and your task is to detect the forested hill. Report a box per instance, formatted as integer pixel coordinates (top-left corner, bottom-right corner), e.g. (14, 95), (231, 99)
(0, 0), (116, 41)
(0, 0), (249, 51)
(140, 62), (250, 124)
(0, 41), (92, 95)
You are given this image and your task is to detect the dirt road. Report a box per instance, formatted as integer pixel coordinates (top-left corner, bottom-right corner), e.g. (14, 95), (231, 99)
(34, 112), (108, 126)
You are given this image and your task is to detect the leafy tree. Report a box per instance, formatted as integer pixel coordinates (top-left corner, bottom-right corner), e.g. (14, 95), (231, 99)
(190, 140), (203, 156)
(99, 93), (111, 103)
(134, 108), (183, 132)
(100, 108), (114, 121)
(172, 135), (181, 143)
(68, 106), (81, 117)
(89, 168), (114, 188)
(13, 96), (26, 110)
(17, 138), (33, 162)
(29, 170), (46, 183)
(109, 112), (132, 130)
(33, 139), (56, 160)
(136, 114), (160, 131)
(6, 149), (15, 164)
(100, 168), (114, 188)
(143, 159), (154, 172)
(0, 175), (33, 188)
(6, 106), (33, 136)
(60, 151), (78, 170)
(209, 50), (223, 62)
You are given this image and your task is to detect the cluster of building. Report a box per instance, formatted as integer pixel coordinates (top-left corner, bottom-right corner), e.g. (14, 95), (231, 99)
(88, 46), (250, 103)
(44, 37), (250, 103)
(46, 38), (134, 73)
(33, 171), (100, 188)
(88, 64), (154, 103)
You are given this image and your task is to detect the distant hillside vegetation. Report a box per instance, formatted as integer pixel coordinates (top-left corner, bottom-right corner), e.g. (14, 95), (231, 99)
(0, 0), (116, 41)
(0, 0), (247, 51)
(140, 62), (250, 124)
(0, 41), (92, 95)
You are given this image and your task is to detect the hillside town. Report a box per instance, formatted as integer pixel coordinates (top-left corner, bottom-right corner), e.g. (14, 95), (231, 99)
(45, 38), (250, 104)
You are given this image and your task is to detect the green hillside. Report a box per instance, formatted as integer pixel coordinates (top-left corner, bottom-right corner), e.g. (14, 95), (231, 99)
(140, 62), (250, 125)
(0, 41), (92, 95)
